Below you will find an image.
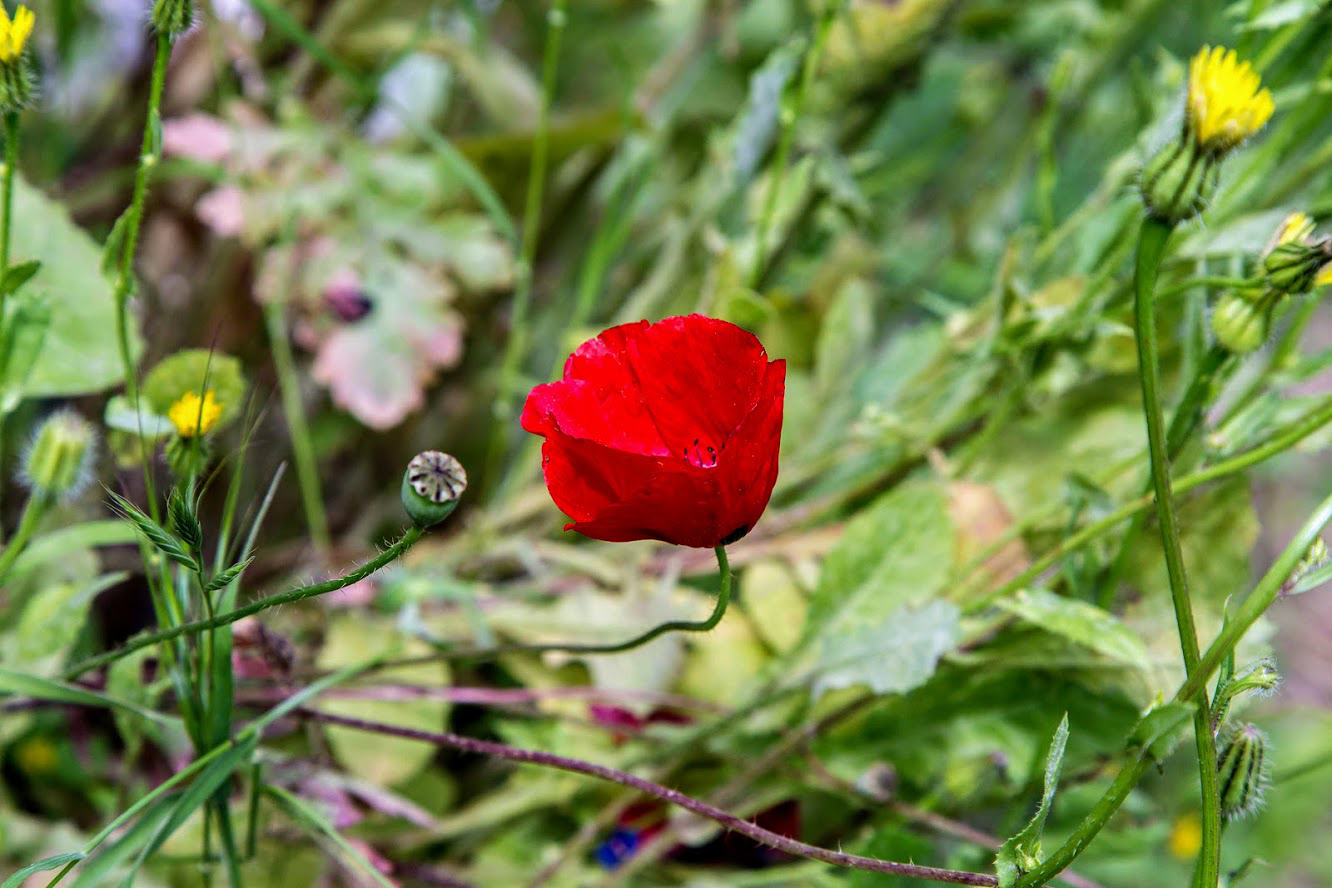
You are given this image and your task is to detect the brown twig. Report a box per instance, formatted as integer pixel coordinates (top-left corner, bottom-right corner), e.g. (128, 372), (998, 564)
(299, 709), (998, 886)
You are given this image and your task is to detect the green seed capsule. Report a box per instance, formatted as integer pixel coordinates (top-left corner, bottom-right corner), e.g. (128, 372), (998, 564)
(1217, 724), (1268, 821)
(401, 451), (467, 528)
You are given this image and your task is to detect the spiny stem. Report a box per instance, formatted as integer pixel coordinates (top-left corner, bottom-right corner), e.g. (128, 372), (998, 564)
(62, 526), (424, 680)
(1130, 217), (1221, 888)
(301, 708), (999, 886)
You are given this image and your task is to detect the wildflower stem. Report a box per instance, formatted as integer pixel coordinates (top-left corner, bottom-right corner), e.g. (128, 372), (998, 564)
(1018, 487), (1332, 886)
(263, 300), (330, 551)
(300, 708), (1000, 886)
(0, 110), (18, 278)
(113, 31), (170, 412)
(0, 490), (47, 582)
(1131, 217), (1221, 888)
(487, 0), (566, 496)
(749, 6), (837, 288)
(60, 526), (425, 680)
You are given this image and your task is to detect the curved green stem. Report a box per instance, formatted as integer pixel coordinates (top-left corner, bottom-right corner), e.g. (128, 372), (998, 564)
(1132, 217), (1220, 888)
(62, 526), (424, 680)
(0, 491), (48, 583)
(503, 545), (732, 657)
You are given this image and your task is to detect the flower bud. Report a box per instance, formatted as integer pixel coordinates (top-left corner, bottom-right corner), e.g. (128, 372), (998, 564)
(165, 434), (211, 479)
(1210, 291), (1270, 353)
(401, 451), (466, 528)
(1139, 143), (1218, 225)
(1216, 724), (1268, 821)
(1262, 239), (1332, 295)
(151, 0), (195, 38)
(0, 5), (35, 113)
(19, 411), (96, 501)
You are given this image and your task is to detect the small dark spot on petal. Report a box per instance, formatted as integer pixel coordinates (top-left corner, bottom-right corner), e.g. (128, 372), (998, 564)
(720, 524), (750, 546)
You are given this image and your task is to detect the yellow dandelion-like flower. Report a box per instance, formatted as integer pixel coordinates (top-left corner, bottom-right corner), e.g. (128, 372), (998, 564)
(167, 390), (223, 438)
(1187, 46), (1274, 154)
(1274, 211), (1315, 249)
(1167, 812), (1202, 861)
(0, 5), (34, 64)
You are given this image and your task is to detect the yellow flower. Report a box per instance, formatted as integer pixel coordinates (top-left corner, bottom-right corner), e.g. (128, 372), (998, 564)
(1167, 812), (1202, 861)
(167, 390), (223, 438)
(1274, 211), (1315, 249)
(14, 735), (58, 774)
(0, 5), (34, 64)
(1187, 46), (1274, 154)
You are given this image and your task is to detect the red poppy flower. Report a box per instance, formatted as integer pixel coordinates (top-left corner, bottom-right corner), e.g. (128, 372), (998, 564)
(521, 314), (785, 548)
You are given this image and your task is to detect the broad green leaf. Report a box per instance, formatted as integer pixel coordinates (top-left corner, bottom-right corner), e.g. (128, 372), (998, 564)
(805, 478), (956, 642)
(677, 606), (767, 706)
(5, 520), (139, 584)
(811, 599), (960, 699)
(742, 560), (807, 653)
(996, 714), (1070, 887)
(8, 574), (123, 675)
(0, 288), (50, 414)
(1000, 588), (1150, 666)
(316, 614), (450, 786)
(12, 175), (138, 397)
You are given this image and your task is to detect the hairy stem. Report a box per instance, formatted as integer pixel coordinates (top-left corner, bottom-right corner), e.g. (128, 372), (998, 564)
(303, 708), (999, 886)
(62, 526), (423, 680)
(1131, 218), (1221, 888)
(0, 110), (18, 281)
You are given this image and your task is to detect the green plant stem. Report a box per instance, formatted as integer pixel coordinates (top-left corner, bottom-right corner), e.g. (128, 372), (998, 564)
(1131, 217), (1220, 888)
(451, 545), (732, 659)
(487, 1), (566, 496)
(1019, 487), (1332, 887)
(749, 7), (836, 288)
(114, 31), (170, 414)
(62, 526), (424, 680)
(0, 491), (48, 582)
(0, 110), (18, 280)
(263, 301), (330, 551)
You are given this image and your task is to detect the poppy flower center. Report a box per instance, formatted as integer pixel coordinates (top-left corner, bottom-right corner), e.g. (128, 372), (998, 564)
(682, 437), (722, 468)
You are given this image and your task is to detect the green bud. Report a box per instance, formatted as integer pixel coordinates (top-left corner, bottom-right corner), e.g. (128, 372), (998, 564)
(1216, 724), (1268, 821)
(1210, 291), (1270, 354)
(20, 411), (96, 501)
(401, 451), (466, 528)
(1262, 239), (1332, 295)
(151, 0), (195, 38)
(0, 55), (34, 114)
(165, 434), (211, 479)
(1139, 142), (1218, 225)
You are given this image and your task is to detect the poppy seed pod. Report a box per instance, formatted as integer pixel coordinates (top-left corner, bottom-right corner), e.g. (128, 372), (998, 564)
(20, 411), (96, 501)
(401, 451), (466, 528)
(522, 315), (785, 549)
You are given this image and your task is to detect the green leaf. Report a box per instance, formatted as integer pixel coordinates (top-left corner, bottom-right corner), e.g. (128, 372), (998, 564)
(7, 574), (124, 676)
(996, 714), (1070, 887)
(0, 287), (51, 415)
(1130, 701), (1194, 763)
(0, 852), (86, 888)
(999, 588), (1150, 666)
(0, 668), (175, 727)
(102, 395), (175, 438)
(0, 259), (42, 295)
(804, 478), (956, 648)
(812, 599), (960, 699)
(264, 785), (398, 888)
(5, 520), (139, 584)
(733, 41), (799, 184)
(12, 175), (138, 397)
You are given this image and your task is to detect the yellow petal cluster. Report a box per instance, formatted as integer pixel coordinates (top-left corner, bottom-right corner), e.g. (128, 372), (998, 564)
(0, 5), (33, 64)
(1274, 212), (1315, 248)
(167, 390), (223, 438)
(1187, 46), (1273, 154)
